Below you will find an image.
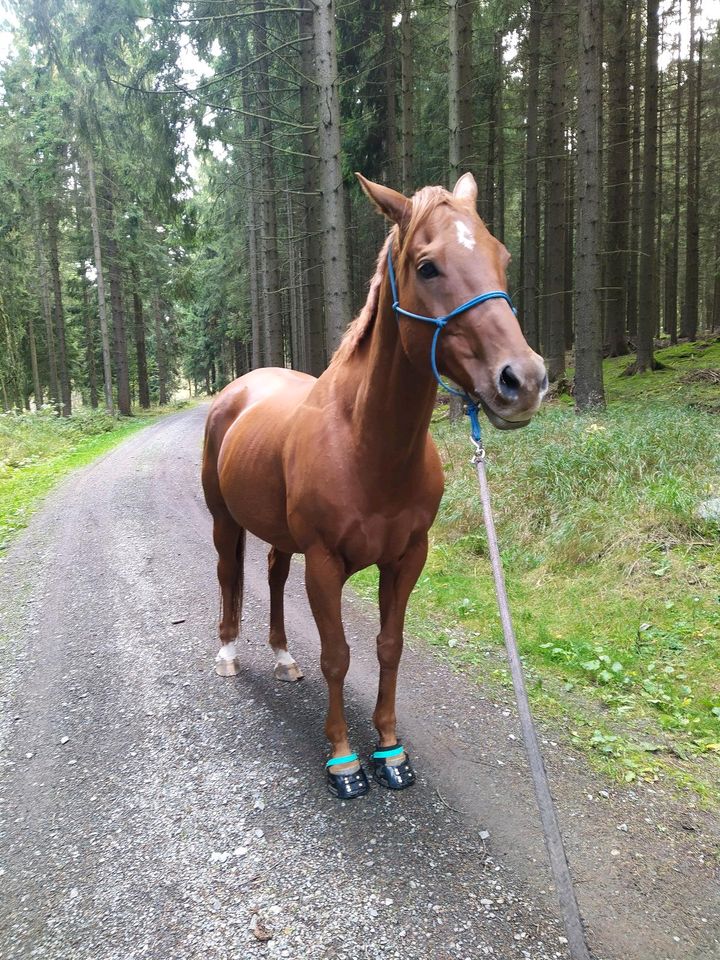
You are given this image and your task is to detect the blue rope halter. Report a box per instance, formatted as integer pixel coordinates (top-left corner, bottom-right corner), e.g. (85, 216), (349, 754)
(386, 246), (517, 445)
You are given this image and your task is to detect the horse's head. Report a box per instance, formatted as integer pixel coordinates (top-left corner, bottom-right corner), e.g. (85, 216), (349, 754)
(357, 172), (547, 429)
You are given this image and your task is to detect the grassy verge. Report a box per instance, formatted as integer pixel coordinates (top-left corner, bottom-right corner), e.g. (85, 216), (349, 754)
(0, 404), (187, 553)
(353, 339), (720, 803)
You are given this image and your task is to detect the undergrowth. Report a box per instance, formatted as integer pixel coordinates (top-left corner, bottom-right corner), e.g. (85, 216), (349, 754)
(353, 339), (720, 802)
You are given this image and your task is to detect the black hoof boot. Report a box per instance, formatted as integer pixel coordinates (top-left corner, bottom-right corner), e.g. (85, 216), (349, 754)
(326, 753), (370, 799)
(371, 744), (416, 790)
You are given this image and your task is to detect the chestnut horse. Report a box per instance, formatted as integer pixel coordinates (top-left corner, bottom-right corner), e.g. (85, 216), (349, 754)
(202, 173), (546, 798)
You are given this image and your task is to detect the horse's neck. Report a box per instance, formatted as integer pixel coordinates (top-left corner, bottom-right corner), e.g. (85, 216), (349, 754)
(340, 278), (437, 466)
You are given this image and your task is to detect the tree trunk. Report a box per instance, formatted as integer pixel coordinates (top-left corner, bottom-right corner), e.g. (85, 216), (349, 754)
(313, 0), (352, 354)
(656, 17), (665, 338)
(300, 0), (326, 375)
(712, 228), (720, 331)
(440, 0), (470, 432)
(696, 31), (703, 332)
(400, 0), (414, 194)
(153, 294), (168, 404)
(626, 6), (643, 339)
(46, 202), (71, 416)
(81, 279), (98, 408)
(636, 0), (660, 372)
(667, 13), (682, 345)
(603, 0), (630, 357)
(103, 173), (132, 414)
(253, 5), (286, 365)
(246, 159), (263, 370)
(495, 33), (505, 243)
(543, 0), (567, 382)
(285, 182), (306, 372)
(383, 0), (398, 184)
(236, 33), (263, 371)
(84, 149), (114, 412)
(33, 222), (58, 405)
(522, 0), (541, 352)
(682, 9), (701, 340)
(27, 310), (43, 408)
(484, 41), (497, 229)
(564, 159), (575, 351)
(132, 272), (150, 409)
(575, 0), (605, 410)
(73, 177), (97, 409)
(448, 0), (475, 183)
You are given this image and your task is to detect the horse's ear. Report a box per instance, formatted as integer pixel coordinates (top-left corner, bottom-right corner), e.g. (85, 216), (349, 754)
(355, 173), (410, 225)
(452, 172), (478, 206)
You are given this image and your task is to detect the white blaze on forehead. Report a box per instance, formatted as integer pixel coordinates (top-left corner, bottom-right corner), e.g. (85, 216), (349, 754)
(455, 220), (476, 250)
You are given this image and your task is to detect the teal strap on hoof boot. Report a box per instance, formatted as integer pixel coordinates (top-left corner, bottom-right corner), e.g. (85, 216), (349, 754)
(326, 753), (370, 799)
(371, 744), (416, 790)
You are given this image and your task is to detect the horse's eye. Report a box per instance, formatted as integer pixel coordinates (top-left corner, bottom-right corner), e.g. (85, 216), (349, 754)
(417, 261), (439, 280)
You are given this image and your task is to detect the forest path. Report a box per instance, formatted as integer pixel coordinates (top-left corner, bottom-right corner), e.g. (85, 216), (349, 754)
(1, 404), (717, 960)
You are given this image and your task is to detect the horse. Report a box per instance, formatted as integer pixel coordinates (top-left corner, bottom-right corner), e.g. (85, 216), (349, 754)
(201, 172), (547, 799)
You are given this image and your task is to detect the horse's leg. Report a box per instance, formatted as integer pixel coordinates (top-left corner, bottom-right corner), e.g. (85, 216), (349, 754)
(371, 537), (428, 788)
(305, 547), (368, 797)
(212, 512), (246, 676)
(267, 547), (304, 682)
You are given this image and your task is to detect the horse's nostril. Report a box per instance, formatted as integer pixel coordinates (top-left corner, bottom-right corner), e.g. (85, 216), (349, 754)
(541, 372), (549, 392)
(498, 364), (522, 399)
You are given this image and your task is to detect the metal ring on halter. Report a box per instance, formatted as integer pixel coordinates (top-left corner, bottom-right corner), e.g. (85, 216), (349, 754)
(470, 442), (486, 465)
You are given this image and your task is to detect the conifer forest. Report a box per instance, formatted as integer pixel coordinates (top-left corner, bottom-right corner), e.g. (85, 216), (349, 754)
(0, 0), (718, 414)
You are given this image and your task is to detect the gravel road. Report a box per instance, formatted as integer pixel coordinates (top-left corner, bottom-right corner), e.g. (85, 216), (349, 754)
(1, 405), (718, 960)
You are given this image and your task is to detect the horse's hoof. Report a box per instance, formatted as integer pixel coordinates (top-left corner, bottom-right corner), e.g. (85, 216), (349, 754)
(327, 766), (370, 800)
(371, 744), (416, 790)
(274, 660), (304, 682)
(215, 642), (239, 677)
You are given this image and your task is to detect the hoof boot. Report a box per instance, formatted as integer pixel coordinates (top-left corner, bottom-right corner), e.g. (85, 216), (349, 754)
(326, 753), (369, 799)
(371, 744), (416, 790)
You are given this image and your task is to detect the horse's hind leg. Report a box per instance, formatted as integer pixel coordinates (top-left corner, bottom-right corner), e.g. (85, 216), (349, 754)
(268, 547), (304, 682)
(212, 512), (245, 676)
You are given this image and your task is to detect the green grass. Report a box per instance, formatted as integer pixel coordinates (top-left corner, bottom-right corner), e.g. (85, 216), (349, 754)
(353, 338), (720, 802)
(0, 405), (181, 553)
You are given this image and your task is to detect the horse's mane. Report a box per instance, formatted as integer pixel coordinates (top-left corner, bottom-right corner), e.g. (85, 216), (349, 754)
(329, 185), (451, 367)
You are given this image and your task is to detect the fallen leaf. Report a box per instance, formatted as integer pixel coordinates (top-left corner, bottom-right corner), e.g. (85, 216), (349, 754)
(251, 918), (273, 943)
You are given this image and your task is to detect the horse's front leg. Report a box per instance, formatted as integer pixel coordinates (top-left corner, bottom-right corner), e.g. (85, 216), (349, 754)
(372, 536), (428, 790)
(305, 546), (369, 799)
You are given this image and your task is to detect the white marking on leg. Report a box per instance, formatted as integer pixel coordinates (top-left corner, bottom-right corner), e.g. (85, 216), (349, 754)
(455, 220), (476, 250)
(216, 641), (238, 663)
(275, 648), (295, 667)
(215, 641), (239, 676)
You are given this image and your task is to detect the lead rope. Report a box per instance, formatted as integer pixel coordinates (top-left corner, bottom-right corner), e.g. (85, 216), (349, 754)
(470, 413), (592, 960)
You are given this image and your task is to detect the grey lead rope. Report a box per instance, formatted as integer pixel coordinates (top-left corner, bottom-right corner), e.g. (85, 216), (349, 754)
(473, 448), (593, 960)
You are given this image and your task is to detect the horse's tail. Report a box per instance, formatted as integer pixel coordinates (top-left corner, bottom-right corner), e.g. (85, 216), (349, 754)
(201, 395), (247, 645)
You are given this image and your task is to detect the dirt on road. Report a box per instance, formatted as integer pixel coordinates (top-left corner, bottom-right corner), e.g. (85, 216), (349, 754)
(1, 404), (718, 960)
